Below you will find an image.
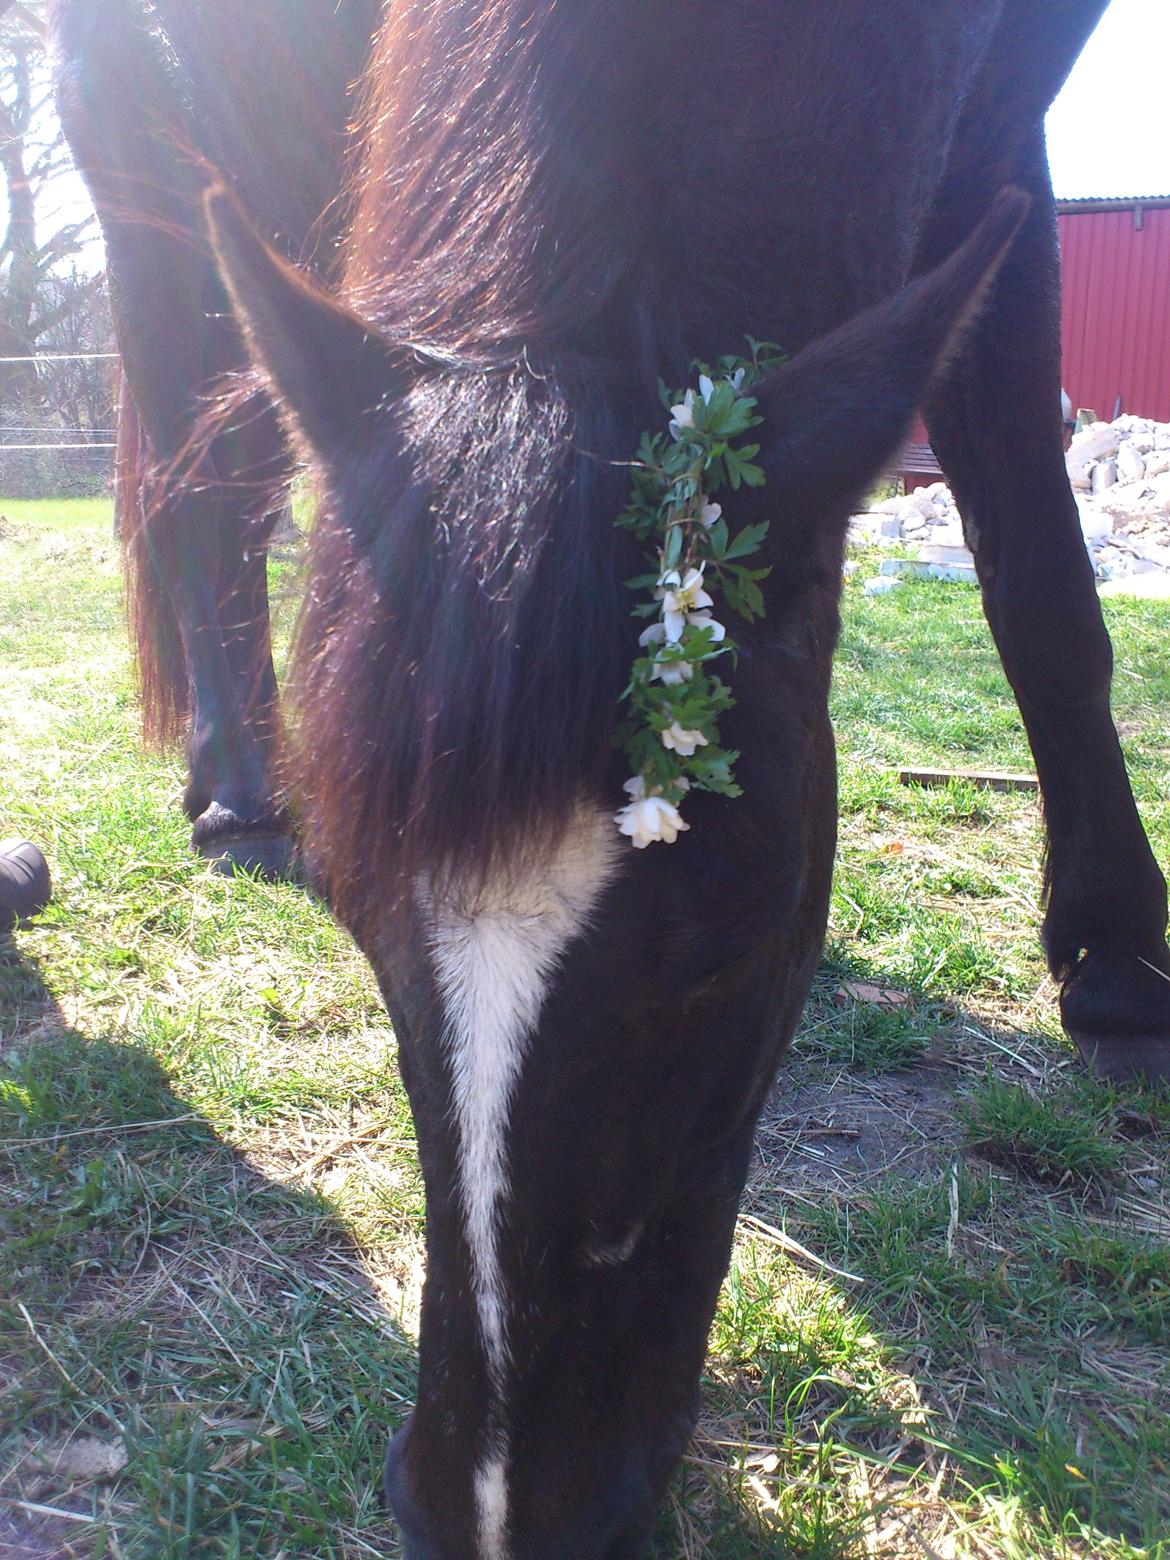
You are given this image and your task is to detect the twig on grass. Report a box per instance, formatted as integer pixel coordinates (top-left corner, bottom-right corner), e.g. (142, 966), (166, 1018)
(0, 1113), (201, 1149)
(737, 1212), (863, 1284)
(285, 1121), (408, 1182)
(0, 1496), (99, 1526)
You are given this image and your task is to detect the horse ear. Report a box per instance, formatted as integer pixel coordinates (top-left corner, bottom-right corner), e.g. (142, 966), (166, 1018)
(205, 184), (400, 458)
(755, 188), (1030, 519)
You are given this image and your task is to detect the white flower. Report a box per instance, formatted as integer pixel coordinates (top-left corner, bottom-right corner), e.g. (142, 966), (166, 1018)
(699, 501), (722, 528)
(730, 367), (746, 392)
(623, 773), (690, 801)
(661, 721), (709, 757)
(659, 567), (715, 642)
(686, 610), (727, 643)
(668, 389), (695, 439)
(615, 794), (690, 848)
(653, 655), (693, 685)
(640, 621), (699, 678)
(698, 373), (715, 404)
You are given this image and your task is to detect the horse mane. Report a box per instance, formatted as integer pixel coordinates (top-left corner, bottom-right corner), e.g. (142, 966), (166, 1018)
(344, 0), (663, 357)
(289, 0), (674, 920)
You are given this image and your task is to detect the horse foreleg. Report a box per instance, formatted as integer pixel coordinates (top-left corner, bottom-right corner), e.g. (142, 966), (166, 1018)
(922, 134), (1170, 1081)
(56, 0), (296, 877)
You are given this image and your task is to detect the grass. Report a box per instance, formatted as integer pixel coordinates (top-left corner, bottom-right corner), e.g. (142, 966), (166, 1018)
(958, 1074), (1128, 1188)
(1, 502), (1169, 1558)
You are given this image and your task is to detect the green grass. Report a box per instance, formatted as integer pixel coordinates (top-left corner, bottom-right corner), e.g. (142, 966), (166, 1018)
(797, 996), (935, 1073)
(2, 508), (1169, 1558)
(959, 1074), (1128, 1188)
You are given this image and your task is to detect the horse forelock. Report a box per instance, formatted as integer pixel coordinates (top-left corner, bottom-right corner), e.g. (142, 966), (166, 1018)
(291, 359), (644, 926)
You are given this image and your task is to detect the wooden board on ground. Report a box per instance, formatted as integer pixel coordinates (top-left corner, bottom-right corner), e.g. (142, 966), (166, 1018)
(891, 766), (1040, 793)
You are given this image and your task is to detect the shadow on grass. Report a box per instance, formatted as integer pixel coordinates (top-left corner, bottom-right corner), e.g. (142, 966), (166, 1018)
(0, 935), (417, 1558)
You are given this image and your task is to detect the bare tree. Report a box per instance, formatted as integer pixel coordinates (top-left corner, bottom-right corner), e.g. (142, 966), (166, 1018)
(0, 0), (114, 494)
(0, 0), (103, 405)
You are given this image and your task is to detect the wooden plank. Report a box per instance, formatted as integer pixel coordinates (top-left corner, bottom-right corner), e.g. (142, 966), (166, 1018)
(891, 766), (1040, 794)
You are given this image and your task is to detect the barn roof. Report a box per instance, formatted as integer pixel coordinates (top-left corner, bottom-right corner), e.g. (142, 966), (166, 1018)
(1057, 195), (1170, 214)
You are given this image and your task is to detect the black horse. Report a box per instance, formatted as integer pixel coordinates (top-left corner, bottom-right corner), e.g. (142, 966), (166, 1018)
(54, 2), (1170, 1555)
(53, 0), (380, 875)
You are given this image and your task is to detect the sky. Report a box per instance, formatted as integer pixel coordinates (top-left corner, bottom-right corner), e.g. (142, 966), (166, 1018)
(1046, 0), (1170, 198)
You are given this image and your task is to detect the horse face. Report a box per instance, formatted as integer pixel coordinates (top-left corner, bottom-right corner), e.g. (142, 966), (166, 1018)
(369, 759), (836, 1558)
(205, 187), (1025, 1556)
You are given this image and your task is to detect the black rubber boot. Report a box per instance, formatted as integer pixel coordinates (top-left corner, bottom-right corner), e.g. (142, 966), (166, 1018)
(0, 839), (51, 931)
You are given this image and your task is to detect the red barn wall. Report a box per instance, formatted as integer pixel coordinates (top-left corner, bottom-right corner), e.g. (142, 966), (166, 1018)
(1058, 202), (1170, 423)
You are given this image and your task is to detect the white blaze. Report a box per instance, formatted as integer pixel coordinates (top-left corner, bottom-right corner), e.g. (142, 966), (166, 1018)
(426, 808), (620, 1559)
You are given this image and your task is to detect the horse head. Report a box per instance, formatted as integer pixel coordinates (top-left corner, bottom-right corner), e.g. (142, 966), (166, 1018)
(202, 179), (1024, 1557)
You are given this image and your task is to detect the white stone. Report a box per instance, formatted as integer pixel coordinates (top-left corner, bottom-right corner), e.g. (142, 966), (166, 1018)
(862, 575), (902, 595)
(1116, 443), (1146, 485)
(927, 522), (966, 548)
(910, 486), (939, 520)
(1091, 459), (1118, 494)
(877, 512), (903, 539)
(879, 558), (979, 585)
(1099, 572), (1170, 599)
(917, 542), (976, 567)
(1077, 499), (1115, 541)
(1067, 422), (1121, 466)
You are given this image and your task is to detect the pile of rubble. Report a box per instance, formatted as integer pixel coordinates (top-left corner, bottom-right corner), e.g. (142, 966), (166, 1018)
(849, 414), (1170, 598)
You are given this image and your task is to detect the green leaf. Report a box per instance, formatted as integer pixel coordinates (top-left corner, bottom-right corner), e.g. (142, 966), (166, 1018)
(705, 518), (730, 558)
(721, 522), (770, 561)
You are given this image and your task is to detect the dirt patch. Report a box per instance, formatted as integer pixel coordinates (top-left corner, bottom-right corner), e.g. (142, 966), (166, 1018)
(0, 1510), (85, 1559)
(750, 1049), (962, 1201)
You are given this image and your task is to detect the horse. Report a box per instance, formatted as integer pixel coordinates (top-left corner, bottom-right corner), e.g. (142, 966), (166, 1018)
(53, 1), (1170, 1556)
(52, 0), (381, 876)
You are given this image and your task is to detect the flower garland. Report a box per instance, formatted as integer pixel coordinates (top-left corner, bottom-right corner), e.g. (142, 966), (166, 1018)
(613, 342), (780, 848)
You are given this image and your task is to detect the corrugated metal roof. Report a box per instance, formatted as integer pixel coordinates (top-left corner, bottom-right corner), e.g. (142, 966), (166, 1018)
(1057, 195), (1170, 213)
(1058, 204), (1170, 421)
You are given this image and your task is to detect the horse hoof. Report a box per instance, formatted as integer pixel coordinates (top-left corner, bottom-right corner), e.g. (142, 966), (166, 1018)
(1061, 947), (1170, 1083)
(191, 801), (298, 880)
(0, 839), (51, 930)
(200, 832), (299, 880)
(1067, 1032), (1170, 1082)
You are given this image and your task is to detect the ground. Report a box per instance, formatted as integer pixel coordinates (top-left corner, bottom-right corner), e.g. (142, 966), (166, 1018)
(1, 500), (1168, 1559)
